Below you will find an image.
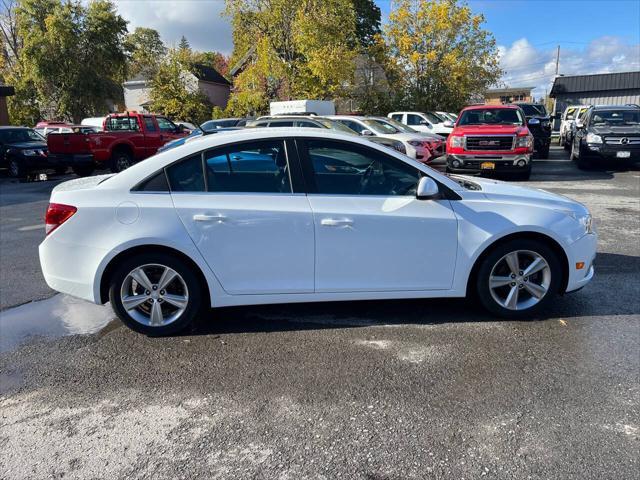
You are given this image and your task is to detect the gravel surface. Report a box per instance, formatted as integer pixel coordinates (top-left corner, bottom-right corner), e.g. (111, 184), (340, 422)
(0, 149), (638, 479)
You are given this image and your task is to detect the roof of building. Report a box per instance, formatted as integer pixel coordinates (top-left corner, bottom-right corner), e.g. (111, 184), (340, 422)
(550, 71), (640, 96)
(486, 87), (534, 95)
(191, 64), (231, 86)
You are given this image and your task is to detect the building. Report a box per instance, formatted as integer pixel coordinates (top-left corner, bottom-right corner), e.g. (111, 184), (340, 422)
(549, 71), (640, 130)
(485, 87), (534, 105)
(550, 71), (640, 110)
(123, 64), (231, 112)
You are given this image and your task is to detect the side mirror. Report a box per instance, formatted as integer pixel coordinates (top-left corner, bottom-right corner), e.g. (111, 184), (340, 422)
(416, 176), (440, 200)
(528, 118), (541, 125)
(419, 120), (431, 127)
(575, 120), (585, 129)
(443, 120), (454, 128)
(361, 129), (374, 136)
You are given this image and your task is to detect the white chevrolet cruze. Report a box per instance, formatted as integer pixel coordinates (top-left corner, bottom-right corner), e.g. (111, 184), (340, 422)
(39, 129), (596, 335)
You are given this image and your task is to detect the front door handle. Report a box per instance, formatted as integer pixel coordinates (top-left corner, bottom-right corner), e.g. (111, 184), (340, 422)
(321, 218), (354, 227)
(193, 214), (227, 223)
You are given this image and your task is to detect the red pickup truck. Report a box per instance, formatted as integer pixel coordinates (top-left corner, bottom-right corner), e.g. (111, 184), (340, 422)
(47, 113), (188, 176)
(446, 104), (534, 180)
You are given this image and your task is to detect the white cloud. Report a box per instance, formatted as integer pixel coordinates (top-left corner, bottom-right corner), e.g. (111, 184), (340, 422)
(113, 0), (233, 54)
(498, 36), (640, 99)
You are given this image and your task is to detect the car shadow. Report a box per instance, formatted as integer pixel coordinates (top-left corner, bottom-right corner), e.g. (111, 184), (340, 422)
(184, 251), (640, 337)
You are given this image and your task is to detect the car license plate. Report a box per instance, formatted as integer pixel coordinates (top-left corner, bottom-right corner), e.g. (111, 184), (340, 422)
(616, 151), (631, 158)
(480, 162), (495, 170)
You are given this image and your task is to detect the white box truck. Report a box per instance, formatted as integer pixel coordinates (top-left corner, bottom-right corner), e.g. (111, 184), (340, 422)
(269, 100), (335, 116)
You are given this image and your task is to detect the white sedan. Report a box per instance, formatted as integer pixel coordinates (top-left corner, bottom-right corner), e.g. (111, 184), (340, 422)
(39, 129), (596, 335)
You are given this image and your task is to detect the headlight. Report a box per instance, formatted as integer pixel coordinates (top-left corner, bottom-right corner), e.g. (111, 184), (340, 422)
(579, 214), (594, 234)
(586, 133), (602, 144)
(516, 135), (533, 148)
(449, 136), (463, 148)
(407, 140), (422, 147)
(23, 149), (38, 156)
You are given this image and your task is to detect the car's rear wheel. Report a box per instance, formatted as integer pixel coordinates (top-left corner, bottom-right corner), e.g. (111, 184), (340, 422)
(110, 150), (133, 173)
(72, 165), (95, 177)
(109, 253), (202, 335)
(476, 239), (562, 318)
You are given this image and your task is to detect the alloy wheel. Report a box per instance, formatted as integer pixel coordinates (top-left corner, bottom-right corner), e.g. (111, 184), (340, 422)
(488, 250), (551, 311)
(120, 263), (189, 327)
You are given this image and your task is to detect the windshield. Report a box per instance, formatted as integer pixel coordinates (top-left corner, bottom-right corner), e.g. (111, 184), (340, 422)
(0, 128), (45, 143)
(363, 119), (400, 134)
(316, 118), (358, 134)
(591, 110), (640, 126)
(518, 104), (547, 116)
(378, 117), (417, 133)
(458, 108), (525, 126)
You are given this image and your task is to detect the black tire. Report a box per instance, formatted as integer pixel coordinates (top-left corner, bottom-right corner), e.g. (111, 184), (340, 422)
(8, 157), (25, 178)
(54, 166), (67, 175)
(110, 150), (133, 173)
(538, 145), (550, 159)
(109, 252), (203, 336)
(72, 165), (95, 177)
(475, 239), (562, 319)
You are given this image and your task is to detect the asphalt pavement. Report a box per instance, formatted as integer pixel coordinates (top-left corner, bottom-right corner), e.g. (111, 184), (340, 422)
(0, 147), (638, 479)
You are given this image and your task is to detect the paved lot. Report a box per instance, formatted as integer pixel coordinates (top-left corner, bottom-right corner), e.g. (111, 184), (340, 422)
(0, 147), (639, 479)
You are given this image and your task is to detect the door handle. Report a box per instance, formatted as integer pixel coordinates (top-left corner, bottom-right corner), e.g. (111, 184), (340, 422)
(321, 218), (354, 227)
(193, 214), (227, 223)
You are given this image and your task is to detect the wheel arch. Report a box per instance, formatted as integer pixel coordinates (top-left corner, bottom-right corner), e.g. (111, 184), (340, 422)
(99, 244), (211, 307)
(465, 231), (570, 297)
(109, 141), (134, 159)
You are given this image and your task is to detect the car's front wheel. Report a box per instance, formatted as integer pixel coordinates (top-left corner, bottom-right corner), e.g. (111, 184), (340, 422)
(8, 158), (25, 178)
(109, 253), (203, 335)
(476, 239), (562, 318)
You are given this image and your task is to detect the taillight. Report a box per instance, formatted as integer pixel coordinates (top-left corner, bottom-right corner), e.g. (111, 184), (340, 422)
(45, 203), (77, 235)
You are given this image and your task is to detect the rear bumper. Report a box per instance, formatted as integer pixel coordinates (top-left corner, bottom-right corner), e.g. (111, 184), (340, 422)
(48, 153), (95, 167)
(446, 153), (531, 173)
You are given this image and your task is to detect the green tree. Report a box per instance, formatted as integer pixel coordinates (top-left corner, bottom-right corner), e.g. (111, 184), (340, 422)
(225, 0), (357, 116)
(352, 0), (381, 49)
(178, 34), (190, 51)
(385, 0), (502, 111)
(125, 26), (166, 78)
(6, 0), (128, 123)
(149, 48), (211, 124)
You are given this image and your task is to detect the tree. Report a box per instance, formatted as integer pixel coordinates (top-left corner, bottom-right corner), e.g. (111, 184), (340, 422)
(351, 0), (381, 49)
(384, 0), (502, 111)
(192, 50), (230, 78)
(178, 34), (190, 51)
(125, 27), (166, 78)
(5, 0), (128, 123)
(149, 48), (211, 124)
(225, 0), (358, 116)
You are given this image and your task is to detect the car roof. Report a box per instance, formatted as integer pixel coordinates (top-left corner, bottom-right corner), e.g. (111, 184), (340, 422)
(591, 104), (639, 110)
(462, 104), (521, 111)
(0, 126), (31, 130)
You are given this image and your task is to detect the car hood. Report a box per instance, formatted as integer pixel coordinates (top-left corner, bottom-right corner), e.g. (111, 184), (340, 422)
(7, 141), (47, 149)
(590, 125), (640, 136)
(457, 175), (589, 216)
(452, 125), (528, 136)
(388, 132), (441, 143)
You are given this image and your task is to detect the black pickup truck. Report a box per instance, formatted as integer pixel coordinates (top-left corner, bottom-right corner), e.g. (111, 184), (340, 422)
(515, 103), (552, 159)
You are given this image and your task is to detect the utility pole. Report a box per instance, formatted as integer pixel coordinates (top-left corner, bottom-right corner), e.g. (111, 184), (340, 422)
(552, 45), (560, 131)
(555, 45), (560, 75)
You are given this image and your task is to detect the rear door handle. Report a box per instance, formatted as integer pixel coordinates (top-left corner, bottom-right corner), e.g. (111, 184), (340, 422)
(193, 214), (227, 223)
(321, 218), (354, 227)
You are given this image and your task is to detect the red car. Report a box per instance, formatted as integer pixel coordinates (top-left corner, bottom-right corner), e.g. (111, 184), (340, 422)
(47, 112), (188, 176)
(446, 104), (534, 180)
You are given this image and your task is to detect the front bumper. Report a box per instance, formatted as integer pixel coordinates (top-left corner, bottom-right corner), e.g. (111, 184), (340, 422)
(48, 153), (96, 167)
(21, 154), (53, 169)
(565, 232), (597, 293)
(446, 153), (531, 173)
(581, 144), (640, 162)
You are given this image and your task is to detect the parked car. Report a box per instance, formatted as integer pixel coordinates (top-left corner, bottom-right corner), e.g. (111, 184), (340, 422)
(0, 127), (59, 178)
(328, 115), (434, 162)
(175, 121), (197, 132)
(436, 111), (457, 123)
(39, 129), (596, 335)
(559, 105), (590, 150)
(445, 104), (534, 179)
(157, 127), (243, 153)
(204, 118), (249, 129)
(371, 116), (446, 158)
(47, 112), (189, 176)
(247, 115), (407, 154)
(388, 111), (454, 137)
(570, 104), (640, 169)
(80, 117), (106, 131)
(35, 122), (98, 137)
(514, 103), (552, 158)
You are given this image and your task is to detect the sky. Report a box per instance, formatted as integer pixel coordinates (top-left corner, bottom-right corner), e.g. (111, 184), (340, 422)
(113, 0), (640, 98)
